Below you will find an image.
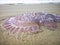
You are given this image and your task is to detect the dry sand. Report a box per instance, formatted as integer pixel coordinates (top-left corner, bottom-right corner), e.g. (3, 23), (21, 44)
(0, 3), (60, 45)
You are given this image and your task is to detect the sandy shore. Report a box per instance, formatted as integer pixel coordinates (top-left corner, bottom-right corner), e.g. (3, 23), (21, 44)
(0, 4), (60, 45)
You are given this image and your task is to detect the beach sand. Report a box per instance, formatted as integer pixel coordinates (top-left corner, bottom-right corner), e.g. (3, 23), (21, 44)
(0, 4), (60, 45)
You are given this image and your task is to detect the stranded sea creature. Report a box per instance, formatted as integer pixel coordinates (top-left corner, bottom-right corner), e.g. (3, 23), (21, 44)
(1, 12), (60, 39)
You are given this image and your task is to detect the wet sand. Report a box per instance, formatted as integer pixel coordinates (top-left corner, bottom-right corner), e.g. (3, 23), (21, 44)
(0, 4), (60, 45)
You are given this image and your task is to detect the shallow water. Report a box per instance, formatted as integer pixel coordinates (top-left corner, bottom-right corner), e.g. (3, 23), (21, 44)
(0, 3), (60, 45)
